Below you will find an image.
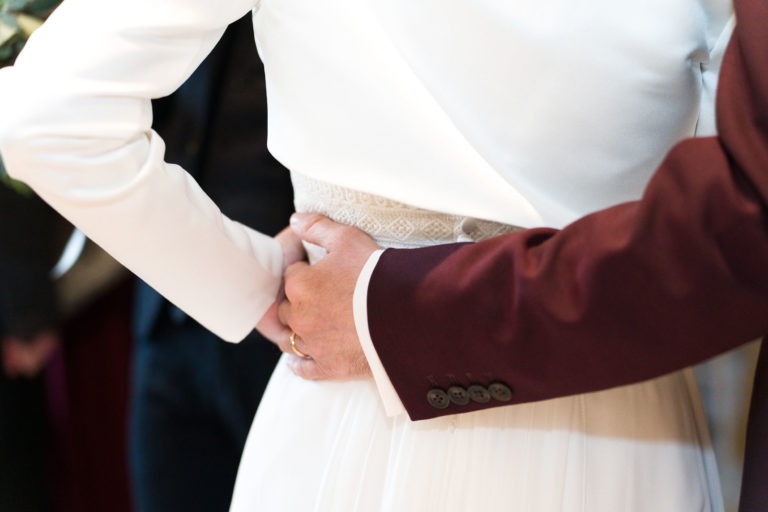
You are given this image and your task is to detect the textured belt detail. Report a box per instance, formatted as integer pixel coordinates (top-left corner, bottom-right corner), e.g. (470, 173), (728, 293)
(291, 172), (521, 249)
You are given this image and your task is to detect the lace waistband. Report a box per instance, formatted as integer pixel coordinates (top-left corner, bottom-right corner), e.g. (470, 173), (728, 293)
(291, 172), (521, 249)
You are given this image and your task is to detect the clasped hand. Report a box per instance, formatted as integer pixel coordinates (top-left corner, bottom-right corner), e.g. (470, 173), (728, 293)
(2, 330), (60, 378)
(256, 213), (379, 380)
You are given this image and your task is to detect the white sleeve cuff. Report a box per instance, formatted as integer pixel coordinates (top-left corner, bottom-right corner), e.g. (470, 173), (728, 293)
(353, 249), (407, 417)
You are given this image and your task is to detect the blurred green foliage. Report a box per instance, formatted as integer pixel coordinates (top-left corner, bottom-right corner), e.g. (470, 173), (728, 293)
(0, 0), (61, 193)
(1, 0), (61, 67)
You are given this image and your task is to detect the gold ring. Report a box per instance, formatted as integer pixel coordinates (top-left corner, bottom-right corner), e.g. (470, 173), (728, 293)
(289, 331), (312, 360)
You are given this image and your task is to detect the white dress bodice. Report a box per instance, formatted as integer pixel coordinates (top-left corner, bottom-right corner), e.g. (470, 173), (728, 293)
(254, 0), (733, 228)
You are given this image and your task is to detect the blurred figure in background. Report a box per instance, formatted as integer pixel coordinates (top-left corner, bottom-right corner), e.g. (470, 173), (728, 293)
(0, 183), (64, 512)
(129, 14), (292, 512)
(1, 6), (64, 507)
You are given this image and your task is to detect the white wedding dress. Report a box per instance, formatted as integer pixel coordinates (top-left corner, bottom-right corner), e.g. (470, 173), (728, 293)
(230, 174), (723, 511)
(0, 0), (734, 510)
(230, 1), (731, 508)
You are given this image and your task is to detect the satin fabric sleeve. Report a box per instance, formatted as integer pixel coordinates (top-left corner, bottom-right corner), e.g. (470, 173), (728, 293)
(0, 0), (283, 342)
(364, 0), (768, 421)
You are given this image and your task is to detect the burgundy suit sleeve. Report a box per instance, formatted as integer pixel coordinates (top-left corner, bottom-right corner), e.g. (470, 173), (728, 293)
(367, 0), (768, 421)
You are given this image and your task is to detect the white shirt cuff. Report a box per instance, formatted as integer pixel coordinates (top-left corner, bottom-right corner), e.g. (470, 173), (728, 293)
(353, 249), (407, 417)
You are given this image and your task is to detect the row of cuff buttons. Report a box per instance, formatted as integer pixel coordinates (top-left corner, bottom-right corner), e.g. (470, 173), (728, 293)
(426, 382), (513, 409)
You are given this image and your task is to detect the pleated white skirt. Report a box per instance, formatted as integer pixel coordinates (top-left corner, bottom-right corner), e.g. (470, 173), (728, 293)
(230, 360), (721, 511)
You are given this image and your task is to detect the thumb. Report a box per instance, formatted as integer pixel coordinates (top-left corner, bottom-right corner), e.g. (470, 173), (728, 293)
(290, 213), (342, 250)
(275, 226), (306, 267)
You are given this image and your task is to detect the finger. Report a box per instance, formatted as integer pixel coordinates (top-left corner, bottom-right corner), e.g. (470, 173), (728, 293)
(269, 329), (293, 356)
(289, 213), (346, 251)
(282, 260), (310, 307)
(275, 226), (306, 266)
(283, 259), (309, 281)
(275, 326), (295, 355)
(277, 299), (292, 327)
(286, 330), (304, 354)
(286, 355), (327, 380)
(255, 300), (290, 345)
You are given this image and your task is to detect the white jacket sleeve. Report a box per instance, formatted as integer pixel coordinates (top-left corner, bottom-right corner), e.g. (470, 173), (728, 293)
(0, 0), (283, 342)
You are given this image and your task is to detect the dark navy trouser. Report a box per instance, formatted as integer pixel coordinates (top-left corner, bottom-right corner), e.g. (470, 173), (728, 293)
(129, 307), (281, 512)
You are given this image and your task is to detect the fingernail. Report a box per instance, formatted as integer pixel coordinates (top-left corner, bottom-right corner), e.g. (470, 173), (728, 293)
(290, 213), (306, 230)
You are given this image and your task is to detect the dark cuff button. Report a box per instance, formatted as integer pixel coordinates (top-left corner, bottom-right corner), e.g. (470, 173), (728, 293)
(426, 388), (450, 409)
(488, 382), (513, 402)
(467, 384), (491, 403)
(447, 386), (470, 405)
